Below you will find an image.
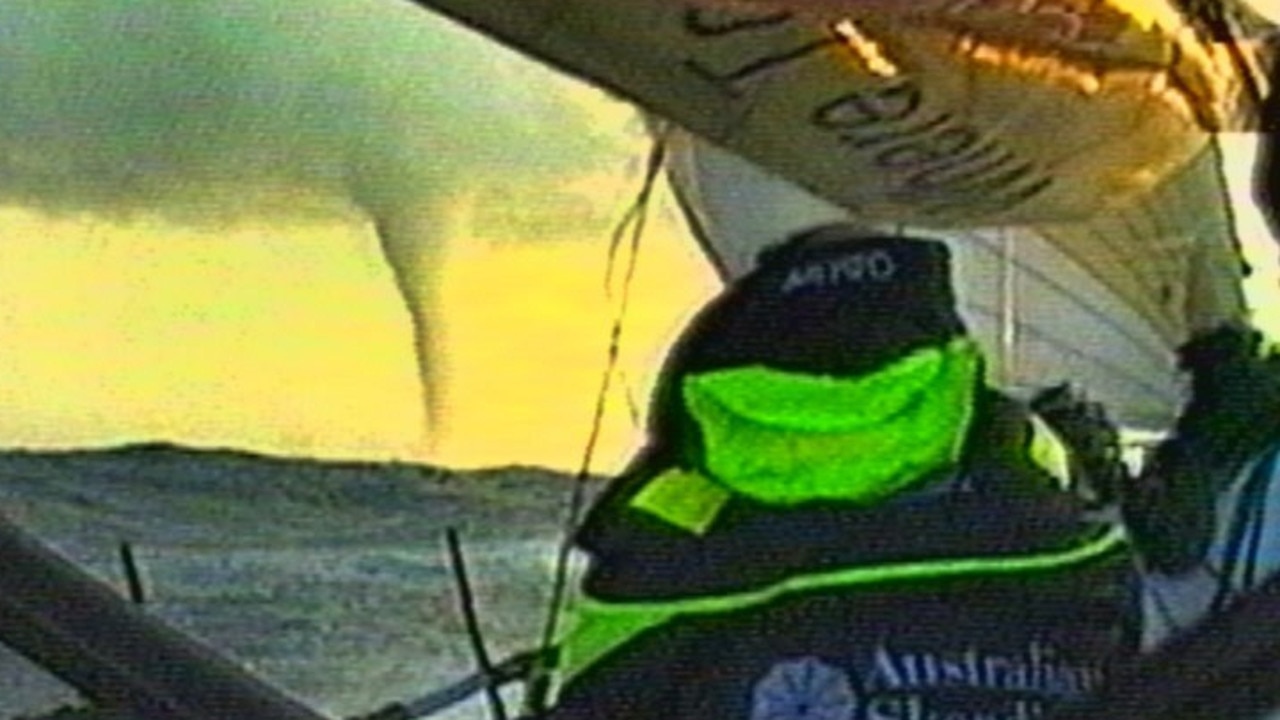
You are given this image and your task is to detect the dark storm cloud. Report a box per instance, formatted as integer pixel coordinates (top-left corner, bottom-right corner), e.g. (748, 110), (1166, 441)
(0, 0), (627, 227)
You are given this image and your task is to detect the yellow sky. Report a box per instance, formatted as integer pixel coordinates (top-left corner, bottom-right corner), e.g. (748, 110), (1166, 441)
(1, 2), (1280, 476)
(0, 188), (720, 473)
(0, 136), (1277, 474)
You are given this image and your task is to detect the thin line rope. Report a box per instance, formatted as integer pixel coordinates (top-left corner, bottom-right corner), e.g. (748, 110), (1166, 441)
(524, 131), (669, 715)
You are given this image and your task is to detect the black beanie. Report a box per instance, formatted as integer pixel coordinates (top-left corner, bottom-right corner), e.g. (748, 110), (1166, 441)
(666, 226), (966, 379)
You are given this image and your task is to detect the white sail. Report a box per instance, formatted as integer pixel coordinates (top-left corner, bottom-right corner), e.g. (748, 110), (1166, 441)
(663, 129), (1247, 432)
(403, 0), (1247, 226)
(402, 0), (1253, 431)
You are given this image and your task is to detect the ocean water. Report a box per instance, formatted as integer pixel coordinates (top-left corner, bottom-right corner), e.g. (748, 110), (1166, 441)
(0, 445), (592, 720)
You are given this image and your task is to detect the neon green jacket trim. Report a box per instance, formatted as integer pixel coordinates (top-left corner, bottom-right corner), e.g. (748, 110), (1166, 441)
(681, 338), (981, 506)
(556, 524), (1128, 689)
(629, 467), (732, 536)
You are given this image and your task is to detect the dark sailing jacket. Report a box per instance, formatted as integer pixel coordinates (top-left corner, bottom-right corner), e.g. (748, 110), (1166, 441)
(545, 387), (1137, 720)
(544, 234), (1139, 720)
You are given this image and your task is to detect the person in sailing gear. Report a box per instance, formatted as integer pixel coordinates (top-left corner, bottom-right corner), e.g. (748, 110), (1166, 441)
(1132, 48), (1280, 643)
(541, 226), (1140, 720)
(1130, 41), (1280, 654)
(1132, 325), (1280, 647)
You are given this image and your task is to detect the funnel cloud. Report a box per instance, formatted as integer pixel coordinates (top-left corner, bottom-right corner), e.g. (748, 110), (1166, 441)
(0, 0), (642, 444)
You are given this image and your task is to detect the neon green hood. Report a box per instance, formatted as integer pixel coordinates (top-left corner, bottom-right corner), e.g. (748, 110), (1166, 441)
(681, 337), (981, 506)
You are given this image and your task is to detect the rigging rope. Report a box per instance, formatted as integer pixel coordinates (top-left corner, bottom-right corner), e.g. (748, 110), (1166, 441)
(523, 127), (670, 716)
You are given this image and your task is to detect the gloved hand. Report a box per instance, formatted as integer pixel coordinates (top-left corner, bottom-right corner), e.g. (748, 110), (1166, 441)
(1124, 325), (1280, 575)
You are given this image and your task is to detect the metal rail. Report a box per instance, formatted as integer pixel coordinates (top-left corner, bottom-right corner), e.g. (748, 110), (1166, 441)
(0, 512), (329, 720)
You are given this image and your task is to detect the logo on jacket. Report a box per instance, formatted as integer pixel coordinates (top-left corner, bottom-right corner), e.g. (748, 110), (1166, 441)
(749, 641), (1102, 719)
(751, 656), (859, 720)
